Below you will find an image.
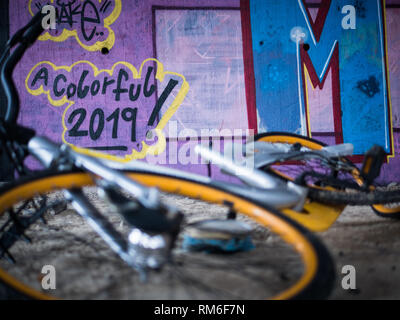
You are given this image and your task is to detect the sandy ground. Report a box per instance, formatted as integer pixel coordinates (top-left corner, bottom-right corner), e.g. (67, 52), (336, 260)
(321, 205), (400, 299)
(1, 190), (400, 300)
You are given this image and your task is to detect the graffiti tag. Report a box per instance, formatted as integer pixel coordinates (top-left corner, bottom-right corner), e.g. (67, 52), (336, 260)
(29, 0), (121, 51)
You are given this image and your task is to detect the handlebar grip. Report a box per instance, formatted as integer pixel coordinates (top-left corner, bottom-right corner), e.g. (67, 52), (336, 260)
(6, 10), (45, 48)
(22, 11), (46, 45)
(1, 44), (25, 123)
(1, 12), (46, 123)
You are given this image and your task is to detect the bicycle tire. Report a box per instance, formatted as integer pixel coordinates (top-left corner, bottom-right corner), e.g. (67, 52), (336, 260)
(371, 204), (400, 219)
(308, 188), (400, 206)
(254, 132), (400, 214)
(0, 168), (335, 300)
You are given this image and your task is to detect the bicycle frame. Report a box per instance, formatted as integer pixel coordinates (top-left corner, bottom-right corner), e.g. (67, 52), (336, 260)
(0, 14), (342, 301)
(0, 12), (313, 276)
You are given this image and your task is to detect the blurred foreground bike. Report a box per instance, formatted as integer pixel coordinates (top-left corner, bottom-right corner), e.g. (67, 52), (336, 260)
(0, 12), (335, 299)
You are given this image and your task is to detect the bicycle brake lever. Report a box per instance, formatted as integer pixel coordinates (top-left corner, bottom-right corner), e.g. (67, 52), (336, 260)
(316, 143), (354, 158)
(6, 11), (45, 48)
(246, 141), (354, 169)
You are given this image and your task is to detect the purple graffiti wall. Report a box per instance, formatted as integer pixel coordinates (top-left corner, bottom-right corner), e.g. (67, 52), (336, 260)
(10, 0), (244, 181)
(7, 0), (400, 183)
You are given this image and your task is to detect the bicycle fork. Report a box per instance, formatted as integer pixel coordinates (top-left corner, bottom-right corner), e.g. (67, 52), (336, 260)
(27, 136), (183, 277)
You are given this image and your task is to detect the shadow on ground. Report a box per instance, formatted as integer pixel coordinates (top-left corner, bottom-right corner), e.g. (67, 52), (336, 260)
(321, 205), (400, 299)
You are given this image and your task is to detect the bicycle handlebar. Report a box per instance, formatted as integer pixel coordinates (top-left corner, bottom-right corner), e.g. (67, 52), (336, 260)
(1, 11), (46, 123)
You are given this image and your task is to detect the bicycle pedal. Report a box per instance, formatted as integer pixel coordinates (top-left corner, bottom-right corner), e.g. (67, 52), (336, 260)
(361, 145), (386, 186)
(182, 219), (254, 253)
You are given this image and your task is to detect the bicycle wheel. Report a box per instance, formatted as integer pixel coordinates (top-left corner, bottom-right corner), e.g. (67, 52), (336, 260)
(372, 204), (400, 219)
(254, 132), (400, 215)
(370, 181), (400, 218)
(0, 169), (334, 300)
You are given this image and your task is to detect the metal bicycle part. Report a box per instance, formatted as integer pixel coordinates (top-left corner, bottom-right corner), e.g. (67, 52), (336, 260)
(0, 170), (335, 300)
(100, 156), (307, 211)
(252, 132), (400, 208)
(64, 188), (180, 279)
(28, 136), (162, 210)
(0, 13), (334, 300)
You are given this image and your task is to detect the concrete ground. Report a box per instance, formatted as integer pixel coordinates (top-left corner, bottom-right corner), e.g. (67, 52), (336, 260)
(1, 190), (400, 300)
(321, 205), (400, 299)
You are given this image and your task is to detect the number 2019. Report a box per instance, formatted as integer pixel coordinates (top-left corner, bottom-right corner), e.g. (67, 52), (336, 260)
(67, 107), (138, 142)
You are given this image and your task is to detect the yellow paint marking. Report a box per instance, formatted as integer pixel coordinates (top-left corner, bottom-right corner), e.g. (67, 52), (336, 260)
(25, 59), (189, 162)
